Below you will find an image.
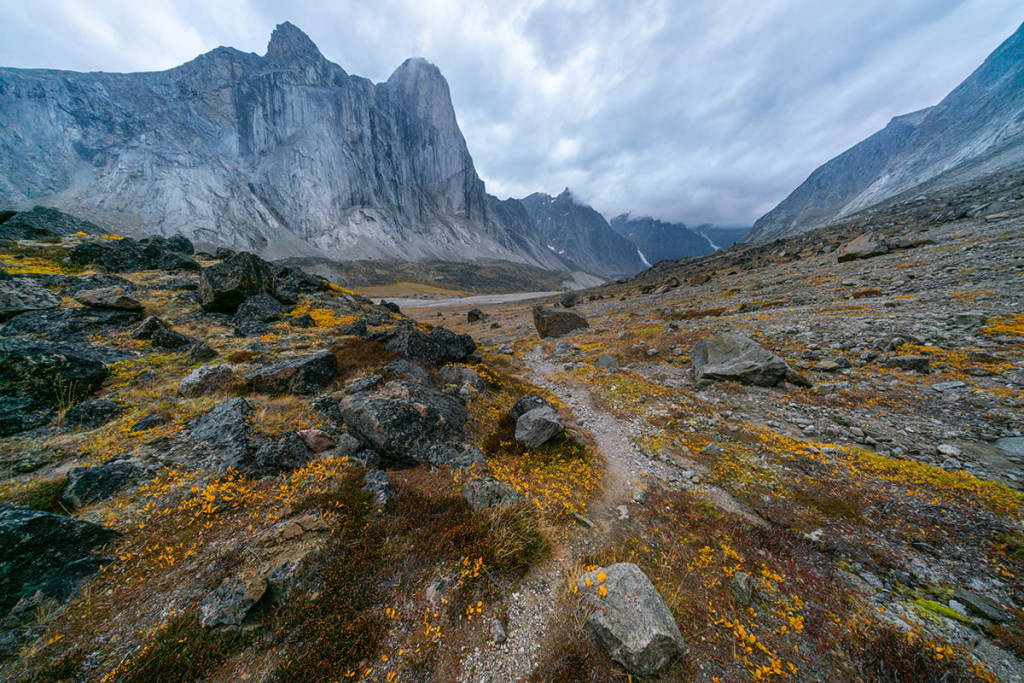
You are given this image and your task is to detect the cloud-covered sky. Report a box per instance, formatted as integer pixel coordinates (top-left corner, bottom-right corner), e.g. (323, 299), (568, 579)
(1, 1), (1020, 225)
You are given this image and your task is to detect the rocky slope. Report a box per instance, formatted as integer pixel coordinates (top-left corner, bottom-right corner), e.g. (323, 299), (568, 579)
(609, 214), (715, 265)
(0, 23), (569, 272)
(520, 189), (646, 279)
(1, 196), (1022, 681)
(748, 21), (1024, 242)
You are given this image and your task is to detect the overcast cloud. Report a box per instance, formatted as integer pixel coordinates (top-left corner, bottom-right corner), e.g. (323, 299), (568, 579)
(1, 0), (1020, 225)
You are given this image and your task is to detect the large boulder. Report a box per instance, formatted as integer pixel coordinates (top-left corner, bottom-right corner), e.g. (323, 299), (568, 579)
(62, 458), (145, 509)
(2, 308), (142, 339)
(0, 278), (60, 320)
(233, 294), (284, 324)
(532, 305), (589, 338)
(0, 339), (111, 408)
(690, 333), (795, 387)
(245, 350), (338, 395)
(510, 394), (552, 420)
(514, 405), (564, 448)
(371, 324), (476, 366)
(462, 476), (525, 512)
(73, 287), (143, 312)
(67, 236), (199, 272)
(199, 252), (277, 313)
(0, 505), (120, 614)
(249, 432), (314, 475)
(836, 232), (889, 262)
(339, 380), (467, 468)
(178, 364), (236, 398)
(185, 397), (254, 470)
(576, 563), (686, 676)
(0, 396), (53, 436)
(273, 266), (333, 305)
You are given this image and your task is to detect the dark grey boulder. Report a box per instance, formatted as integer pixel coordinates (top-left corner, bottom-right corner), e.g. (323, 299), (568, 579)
(199, 252), (277, 313)
(560, 292), (578, 308)
(150, 327), (195, 350)
(690, 333), (793, 387)
(65, 399), (122, 428)
(575, 563), (686, 676)
(233, 294), (284, 325)
(462, 476), (525, 512)
(885, 355), (931, 372)
(187, 397), (254, 470)
(439, 364), (486, 391)
(287, 313), (315, 328)
(384, 358), (431, 384)
(0, 505), (120, 615)
(67, 237), (199, 272)
(510, 394), (552, 421)
(423, 442), (486, 470)
(371, 324), (476, 366)
(0, 278), (60, 320)
(467, 308), (487, 322)
(187, 341), (219, 362)
(178, 364), (236, 398)
(131, 413), (168, 432)
(245, 350), (338, 395)
(62, 458), (145, 509)
(0, 396), (53, 436)
(339, 380), (467, 468)
(249, 432), (313, 475)
(131, 315), (168, 340)
(2, 307), (142, 339)
(0, 206), (102, 240)
(0, 339), (110, 408)
(514, 405), (563, 448)
(532, 305), (589, 338)
(273, 266), (333, 305)
(341, 318), (368, 336)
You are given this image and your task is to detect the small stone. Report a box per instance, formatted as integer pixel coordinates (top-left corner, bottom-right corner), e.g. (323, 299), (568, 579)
(937, 444), (962, 457)
(297, 428), (336, 453)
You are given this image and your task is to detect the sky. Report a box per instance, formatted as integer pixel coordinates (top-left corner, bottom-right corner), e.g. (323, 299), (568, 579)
(1, 1), (1021, 226)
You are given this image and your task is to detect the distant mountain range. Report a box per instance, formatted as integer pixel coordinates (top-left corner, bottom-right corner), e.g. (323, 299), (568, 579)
(609, 214), (714, 266)
(748, 21), (1024, 242)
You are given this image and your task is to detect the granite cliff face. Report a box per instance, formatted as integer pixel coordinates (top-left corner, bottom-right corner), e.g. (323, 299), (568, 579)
(519, 189), (645, 279)
(609, 214), (714, 266)
(0, 23), (568, 270)
(747, 22), (1024, 242)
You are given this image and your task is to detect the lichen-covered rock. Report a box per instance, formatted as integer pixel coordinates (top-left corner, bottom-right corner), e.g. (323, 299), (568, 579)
(462, 476), (524, 512)
(62, 458), (145, 509)
(514, 405), (563, 448)
(371, 324), (476, 366)
(532, 305), (589, 338)
(73, 287), (143, 312)
(0, 339), (110, 408)
(0, 395), (53, 436)
(509, 394), (552, 421)
(363, 470), (395, 505)
(576, 563), (686, 676)
(186, 397), (254, 470)
(198, 573), (267, 627)
(150, 327), (195, 350)
(64, 399), (122, 428)
(836, 232), (890, 262)
(0, 277), (60, 320)
(178, 364), (236, 397)
(0, 505), (120, 615)
(245, 350), (338, 395)
(690, 333), (792, 387)
(199, 252), (277, 313)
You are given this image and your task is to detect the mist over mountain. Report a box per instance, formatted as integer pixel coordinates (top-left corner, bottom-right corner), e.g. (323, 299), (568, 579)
(0, 22), (570, 271)
(747, 21), (1024, 242)
(609, 214), (715, 266)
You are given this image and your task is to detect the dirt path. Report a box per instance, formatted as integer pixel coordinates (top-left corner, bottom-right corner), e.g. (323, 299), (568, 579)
(458, 347), (767, 682)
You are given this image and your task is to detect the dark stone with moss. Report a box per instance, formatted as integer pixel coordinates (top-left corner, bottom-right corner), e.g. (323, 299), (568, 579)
(2, 307), (142, 340)
(0, 396), (53, 436)
(62, 458), (144, 509)
(0, 504), (120, 615)
(150, 327), (194, 350)
(64, 399), (122, 429)
(199, 252), (277, 313)
(67, 236), (199, 272)
(370, 324), (475, 367)
(245, 350), (338, 395)
(0, 339), (110, 409)
(0, 206), (102, 240)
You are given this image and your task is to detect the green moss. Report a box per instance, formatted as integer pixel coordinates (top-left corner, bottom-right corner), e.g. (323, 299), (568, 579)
(0, 478), (69, 514)
(910, 598), (973, 625)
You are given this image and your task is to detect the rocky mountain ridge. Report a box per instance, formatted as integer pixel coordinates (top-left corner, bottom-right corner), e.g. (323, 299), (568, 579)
(748, 21), (1024, 242)
(609, 213), (715, 266)
(0, 23), (570, 272)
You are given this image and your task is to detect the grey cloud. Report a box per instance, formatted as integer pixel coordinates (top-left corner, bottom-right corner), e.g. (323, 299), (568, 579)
(0, 0), (1020, 226)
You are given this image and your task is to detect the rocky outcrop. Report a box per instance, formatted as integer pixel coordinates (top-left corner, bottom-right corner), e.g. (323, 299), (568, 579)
(62, 458), (145, 509)
(199, 252), (278, 314)
(520, 189), (645, 278)
(575, 563), (686, 676)
(0, 23), (570, 272)
(66, 237), (199, 272)
(0, 277), (60, 321)
(178, 364), (236, 398)
(371, 324), (476, 366)
(73, 287), (143, 311)
(245, 351), (338, 395)
(0, 206), (102, 240)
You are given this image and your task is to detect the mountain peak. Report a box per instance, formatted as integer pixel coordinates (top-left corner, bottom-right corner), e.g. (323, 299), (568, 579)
(266, 21), (322, 61)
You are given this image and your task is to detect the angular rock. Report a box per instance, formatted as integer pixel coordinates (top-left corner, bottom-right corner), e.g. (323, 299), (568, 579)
(67, 237), (199, 272)
(514, 405), (563, 448)
(372, 324), (476, 366)
(73, 287), (143, 312)
(363, 470), (395, 505)
(885, 355), (931, 372)
(339, 379), (467, 468)
(462, 476), (525, 512)
(439, 364), (486, 391)
(297, 428), (336, 453)
(131, 315), (168, 340)
(560, 292), (578, 308)
(836, 232), (889, 262)
(3, 307), (142, 339)
(0, 339), (109, 408)
(150, 327), (194, 350)
(467, 308), (486, 322)
(596, 354), (619, 370)
(510, 394), (553, 421)
(532, 305), (589, 338)
(199, 573), (267, 627)
(199, 252), (277, 313)
(187, 397), (254, 470)
(65, 399), (122, 428)
(690, 333), (793, 387)
(0, 395), (53, 436)
(0, 505), (120, 614)
(178, 364), (236, 398)
(233, 294), (284, 324)
(0, 278), (60, 320)
(249, 432), (313, 474)
(0, 206), (101, 240)
(953, 588), (1011, 623)
(62, 458), (145, 509)
(187, 341), (219, 362)
(384, 359), (430, 384)
(131, 413), (168, 432)
(576, 563), (686, 676)
(245, 350), (338, 395)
